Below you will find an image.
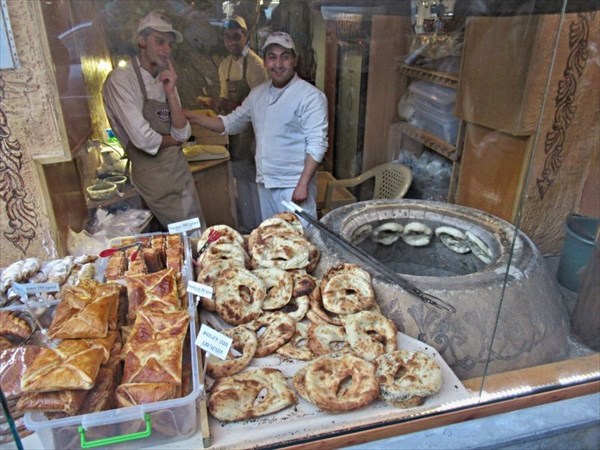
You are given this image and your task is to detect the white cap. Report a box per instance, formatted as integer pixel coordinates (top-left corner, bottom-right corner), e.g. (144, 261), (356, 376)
(137, 10), (183, 43)
(223, 16), (247, 32)
(262, 31), (295, 53)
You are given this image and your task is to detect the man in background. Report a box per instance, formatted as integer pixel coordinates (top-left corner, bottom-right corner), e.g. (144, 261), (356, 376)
(201, 16), (268, 233)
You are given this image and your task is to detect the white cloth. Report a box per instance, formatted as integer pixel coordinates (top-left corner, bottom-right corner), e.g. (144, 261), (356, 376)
(220, 74), (328, 189)
(102, 57), (191, 155)
(218, 48), (268, 98)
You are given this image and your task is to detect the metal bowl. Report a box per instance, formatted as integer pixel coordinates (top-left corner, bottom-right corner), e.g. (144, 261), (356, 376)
(86, 181), (117, 200)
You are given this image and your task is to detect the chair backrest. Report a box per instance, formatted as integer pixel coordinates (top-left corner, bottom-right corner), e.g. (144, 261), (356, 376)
(370, 162), (413, 200)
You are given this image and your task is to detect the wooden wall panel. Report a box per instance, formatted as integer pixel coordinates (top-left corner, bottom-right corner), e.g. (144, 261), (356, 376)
(455, 123), (529, 221)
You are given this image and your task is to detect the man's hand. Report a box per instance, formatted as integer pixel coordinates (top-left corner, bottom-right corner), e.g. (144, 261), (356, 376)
(292, 182), (309, 204)
(159, 60), (178, 94)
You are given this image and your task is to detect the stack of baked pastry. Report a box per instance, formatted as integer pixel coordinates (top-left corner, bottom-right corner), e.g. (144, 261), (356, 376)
(105, 233), (185, 280)
(12, 279), (124, 422)
(196, 214), (443, 422)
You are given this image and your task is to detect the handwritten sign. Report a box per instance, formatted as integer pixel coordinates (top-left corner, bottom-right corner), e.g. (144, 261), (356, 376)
(196, 324), (232, 360)
(168, 217), (201, 234)
(12, 282), (60, 298)
(187, 280), (213, 305)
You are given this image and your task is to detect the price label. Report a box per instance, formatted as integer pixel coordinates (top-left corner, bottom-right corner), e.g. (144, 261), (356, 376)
(168, 218), (201, 234)
(196, 324), (232, 360)
(12, 282), (60, 298)
(187, 280), (213, 300)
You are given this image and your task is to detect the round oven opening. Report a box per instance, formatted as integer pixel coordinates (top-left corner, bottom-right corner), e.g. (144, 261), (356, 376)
(354, 219), (488, 277)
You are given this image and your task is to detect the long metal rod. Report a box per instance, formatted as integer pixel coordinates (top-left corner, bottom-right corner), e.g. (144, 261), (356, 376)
(283, 201), (456, 313)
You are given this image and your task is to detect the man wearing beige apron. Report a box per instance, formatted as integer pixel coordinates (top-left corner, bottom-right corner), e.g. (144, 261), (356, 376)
(103, 10), (204, 230)
(202, 16), (268, 233)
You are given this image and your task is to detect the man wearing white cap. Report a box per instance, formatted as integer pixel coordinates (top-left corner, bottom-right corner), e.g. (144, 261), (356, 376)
(185, 31), (328, 225)
(200, 16), (268, 233)
(103, 10), (204, 230)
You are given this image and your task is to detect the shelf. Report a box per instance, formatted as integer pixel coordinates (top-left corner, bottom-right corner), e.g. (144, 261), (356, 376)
(398, 63), (459, 88)
(397, 121), (458, 161)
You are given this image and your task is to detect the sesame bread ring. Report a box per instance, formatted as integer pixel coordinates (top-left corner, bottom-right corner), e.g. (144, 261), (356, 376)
(466, 231), (493, 264)
(319, 264), (372, 293)
(199, 242), (248, 269)
(350, 224), (373, 245)
(375, 350), (442, 408)
(214, 267), (266, 325)
(197, 225), (245, 253)
(308, 285), (343, 326)
(344, 310), (397, 361)
(251, 234), (310, 270)
(280, 295), (310, 321)
(253, 268), (293, 310)
(307, 322), (348, 356)
(206, 326), (257, 379)
(208, 368), (296, 422)
(196, 260), (238, 311)
(276, 321), (314, 360)
(244, 312), (296, 357)
(247, 218), (303, 251)
(304, 352), (379, 412)
(371, 222), (404, 245)
(435, 226), (471, 254)
(289, 271), (317, 298)
(322, 273), (375, 315)
(401, 222), (433, 247)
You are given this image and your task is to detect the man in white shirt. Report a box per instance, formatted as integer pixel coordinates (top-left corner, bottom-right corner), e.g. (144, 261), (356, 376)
(103, 10), (203, 230)
(185, 32), (328, 224)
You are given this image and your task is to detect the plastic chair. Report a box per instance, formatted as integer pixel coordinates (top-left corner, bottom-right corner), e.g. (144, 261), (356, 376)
(323, 162), (412, 212)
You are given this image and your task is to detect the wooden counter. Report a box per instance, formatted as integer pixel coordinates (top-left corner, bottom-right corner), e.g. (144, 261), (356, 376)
(188, 157), (236, 228)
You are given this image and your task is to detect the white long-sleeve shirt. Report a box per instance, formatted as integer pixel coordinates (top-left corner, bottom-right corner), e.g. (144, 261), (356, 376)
(102, 57), (191, 155)
(221, 74), (328, 188)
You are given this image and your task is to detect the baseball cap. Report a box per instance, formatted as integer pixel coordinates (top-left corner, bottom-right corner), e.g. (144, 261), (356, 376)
(223, 16), (247, 32)
(137, 10), (183, 43)
(262, 31), (296, 53)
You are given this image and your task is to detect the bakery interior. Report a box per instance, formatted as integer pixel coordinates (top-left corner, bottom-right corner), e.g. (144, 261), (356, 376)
(0, 0), (598, 449)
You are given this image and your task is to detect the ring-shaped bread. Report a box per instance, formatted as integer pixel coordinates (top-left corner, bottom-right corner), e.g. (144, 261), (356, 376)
(276, 321), (313, 361)
(319, 264), (372, 294)
(197, 225), (245, 253)
(280, 295), (310, 321)
(322, 273), (375, 315)
(244, 312), (296, 357)
(308, 285), (343, 326)
(304, 352), (379, 412)
(247, 217), (303, 252)
(214, 267), (265, 325)
(435, 226), (471, 254)
(289, 271), (317, 298)
(208, 368), (296, 422)
(466, 231), (493, 264)
(344, 310), (397, 361)
(401, 222), (433, 247)
(196, 260), (239, 311)
(375, 350), (442, 408)
(350, 224), (373, 245)
(250, 234), (310, 270)
(198, 242), (248, 269)
(371, 222), (404, 245)
(206, 326), (257, 378)
(252, 268), (293, 310)
(307, 322), (348, 356)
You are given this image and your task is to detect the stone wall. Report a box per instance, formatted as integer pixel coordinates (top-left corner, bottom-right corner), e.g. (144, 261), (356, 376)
(0, 2), (67, 266)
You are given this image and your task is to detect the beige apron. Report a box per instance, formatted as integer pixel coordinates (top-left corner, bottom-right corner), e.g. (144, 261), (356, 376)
(226, 56), (261, 232)
(127, 59), (204, 229)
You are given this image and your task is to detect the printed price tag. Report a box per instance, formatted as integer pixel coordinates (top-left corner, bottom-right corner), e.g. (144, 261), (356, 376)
(187, 280), (213, 300)
(168, 217), (201, 234)
(12, 282), (60, 298)
(196, 324), (232, 360)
